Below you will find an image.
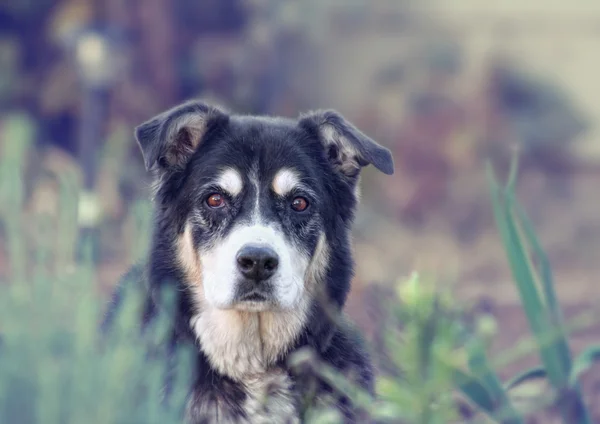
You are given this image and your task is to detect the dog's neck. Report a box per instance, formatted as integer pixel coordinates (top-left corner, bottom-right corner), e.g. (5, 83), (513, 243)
(190, 300), (310, 381)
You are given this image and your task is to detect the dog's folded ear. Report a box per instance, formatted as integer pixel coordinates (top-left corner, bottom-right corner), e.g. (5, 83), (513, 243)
(298, 110), (394, 178)
(135, 100), (228, 171)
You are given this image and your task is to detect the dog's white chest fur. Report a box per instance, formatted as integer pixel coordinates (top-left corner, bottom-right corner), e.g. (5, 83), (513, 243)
(190, 307), (307, 423)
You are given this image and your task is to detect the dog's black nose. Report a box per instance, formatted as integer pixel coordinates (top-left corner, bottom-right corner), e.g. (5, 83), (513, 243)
(236, 245), (279, 282)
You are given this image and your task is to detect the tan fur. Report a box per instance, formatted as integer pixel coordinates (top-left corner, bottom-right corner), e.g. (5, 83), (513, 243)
(177, 223), (204, 310)
(164, 114), (209, 166)
(272, 168), (300, 196)
(304, 233), (330, 289)
(217, 168), (244, 196)
(321, 124), (362, 177)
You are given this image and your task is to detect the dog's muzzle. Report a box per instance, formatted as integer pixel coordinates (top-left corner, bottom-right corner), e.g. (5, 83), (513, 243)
(234, 244), (279, 302)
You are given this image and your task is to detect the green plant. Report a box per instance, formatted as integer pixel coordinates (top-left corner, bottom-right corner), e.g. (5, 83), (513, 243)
(484, 158), (599, 423)
(0, 115), (194, 424)
(365, 272), (525, 424)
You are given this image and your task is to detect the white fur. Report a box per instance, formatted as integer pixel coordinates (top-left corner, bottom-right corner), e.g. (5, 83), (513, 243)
(217, 168), (243, 196)
(272, 168), (300, 196)
(250, 172), (261, 219)
(200, 224), (308, 310)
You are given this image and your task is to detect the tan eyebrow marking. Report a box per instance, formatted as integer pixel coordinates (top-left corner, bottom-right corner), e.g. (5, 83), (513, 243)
(217, 168), (243, 196)
(272, 168), (300, 196)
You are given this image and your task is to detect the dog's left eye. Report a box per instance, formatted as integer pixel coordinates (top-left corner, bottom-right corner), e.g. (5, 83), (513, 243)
(206, 193), (225, 208)
(291, 197), (309, 212)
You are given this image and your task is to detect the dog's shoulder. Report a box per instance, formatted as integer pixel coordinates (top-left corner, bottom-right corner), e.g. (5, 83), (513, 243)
(322, 317), (375, 394)
(288, 316), (375, 423)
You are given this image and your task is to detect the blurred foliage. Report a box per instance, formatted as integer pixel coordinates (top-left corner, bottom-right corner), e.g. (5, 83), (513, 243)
(0, 115), (195, 424)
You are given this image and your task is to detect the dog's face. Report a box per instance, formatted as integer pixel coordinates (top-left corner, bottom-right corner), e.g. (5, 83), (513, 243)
(178, 122), (332, 313)
(135, 101), (394, 314)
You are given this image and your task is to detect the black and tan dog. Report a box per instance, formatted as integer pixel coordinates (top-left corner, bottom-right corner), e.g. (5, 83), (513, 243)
(104, 100), (394, 423)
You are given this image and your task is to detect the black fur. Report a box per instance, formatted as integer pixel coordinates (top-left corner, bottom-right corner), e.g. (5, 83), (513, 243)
(102, 100), (394, 423)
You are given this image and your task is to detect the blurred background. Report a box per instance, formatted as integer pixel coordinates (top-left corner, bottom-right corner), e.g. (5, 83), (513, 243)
(1, 0), (600, 385)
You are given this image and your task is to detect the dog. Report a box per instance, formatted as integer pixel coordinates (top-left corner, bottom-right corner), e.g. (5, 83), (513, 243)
(102, 100), (394, 423)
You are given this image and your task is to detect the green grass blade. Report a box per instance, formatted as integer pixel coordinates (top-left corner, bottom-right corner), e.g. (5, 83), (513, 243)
(504, 149), (520, 194)
(503, 167), (577, 397)
(464, 338), (524, 423)
(511, 200), (573, 374)
(486, 165), (544, 328)
(504, 210), (568, 384)
(511, 202), (559, 315)
(451, 367), (497, 414)
(466, 339), (506, 400)
(504, 367), (547, 390)
(488, 160), (591, 423)
(486, 163), (564, 386)
(504, 156), (572, 384)
(570, 345), (600, 386)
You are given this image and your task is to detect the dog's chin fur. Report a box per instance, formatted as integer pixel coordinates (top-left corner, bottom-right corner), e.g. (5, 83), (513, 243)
(231, 301), (278, 312)
(103, 101), (395, 424)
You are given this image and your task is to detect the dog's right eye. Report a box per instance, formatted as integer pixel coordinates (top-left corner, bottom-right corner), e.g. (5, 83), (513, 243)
(291, 196), (309, 212)
(206, 193), (225, 208)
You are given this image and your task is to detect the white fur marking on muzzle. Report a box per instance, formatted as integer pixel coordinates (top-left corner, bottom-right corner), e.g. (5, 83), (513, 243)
(200, 223), (309, 310)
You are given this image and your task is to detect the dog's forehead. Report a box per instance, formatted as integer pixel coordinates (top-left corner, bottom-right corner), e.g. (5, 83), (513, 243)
(227, 115), (302, 150)
(210, 115), (316, 181)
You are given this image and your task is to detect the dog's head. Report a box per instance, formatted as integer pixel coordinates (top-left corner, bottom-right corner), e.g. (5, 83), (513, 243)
(136, 100), (394, 314)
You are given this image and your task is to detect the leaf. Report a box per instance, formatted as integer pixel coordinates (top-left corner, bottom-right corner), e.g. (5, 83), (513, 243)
(451, 367), (497, 415)
(510, 188), (573, 380)
(505, 367), (547, 391)
(487, 159), (591, 423)
(466, 338), (505, 402)
(486, 162), (568, 387)
(569, 345), (600, 386)
(463, 338), (524, 423)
